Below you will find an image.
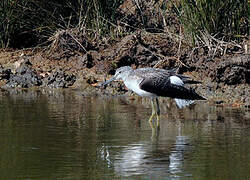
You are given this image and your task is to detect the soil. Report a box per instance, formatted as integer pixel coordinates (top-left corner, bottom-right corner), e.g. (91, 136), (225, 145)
(0, 32), (249, 108)
(0, 1), (249, 107)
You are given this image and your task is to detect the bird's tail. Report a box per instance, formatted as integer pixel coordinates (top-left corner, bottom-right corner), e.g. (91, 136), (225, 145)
(175, 98), (194, 108)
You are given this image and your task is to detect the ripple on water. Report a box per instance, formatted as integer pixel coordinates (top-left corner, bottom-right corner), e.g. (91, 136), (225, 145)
(0, 91), (249, 180)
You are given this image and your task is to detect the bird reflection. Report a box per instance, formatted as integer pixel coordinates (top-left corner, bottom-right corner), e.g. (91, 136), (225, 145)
(169, 136), (191, 176)
(113, 137), (191, 177)
(98, 122), (192, 178)
(149, 120), (160, 141)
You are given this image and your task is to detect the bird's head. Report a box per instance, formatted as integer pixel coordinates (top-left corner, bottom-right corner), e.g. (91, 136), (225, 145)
(100, 66), (133, 86)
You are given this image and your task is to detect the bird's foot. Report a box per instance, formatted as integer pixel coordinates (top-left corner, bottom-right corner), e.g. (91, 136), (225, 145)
(148, 112), (155, 123)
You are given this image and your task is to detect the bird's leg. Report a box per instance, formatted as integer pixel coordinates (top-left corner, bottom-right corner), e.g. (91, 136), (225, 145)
(148, 98), (160, 140)
(149, 120), (158, 141)
(149, 98), (156, 123)
(155, 98), (160, 128)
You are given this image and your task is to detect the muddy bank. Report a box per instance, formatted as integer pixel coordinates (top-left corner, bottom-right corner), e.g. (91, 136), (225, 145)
(0, 31), (249, 107)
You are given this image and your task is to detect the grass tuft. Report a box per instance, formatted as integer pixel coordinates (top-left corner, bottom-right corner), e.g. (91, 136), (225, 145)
(175, 0), (249, 45)
(0, 0), (123, 49)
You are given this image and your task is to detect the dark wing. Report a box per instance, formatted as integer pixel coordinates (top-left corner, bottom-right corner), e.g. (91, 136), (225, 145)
(140, 75), (205, 100)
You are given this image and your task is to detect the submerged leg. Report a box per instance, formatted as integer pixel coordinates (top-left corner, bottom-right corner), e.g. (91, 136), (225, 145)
(149, 119), (159, 140)
(148, 98), (156, 123)
(155, 98), (160, 128)
(148, 98), (160, 140)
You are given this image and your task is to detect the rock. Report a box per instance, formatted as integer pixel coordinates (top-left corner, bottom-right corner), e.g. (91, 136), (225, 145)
(0, 65), (12, 80)
(2, 61), (42, 88)
(43, 69), (76, 88)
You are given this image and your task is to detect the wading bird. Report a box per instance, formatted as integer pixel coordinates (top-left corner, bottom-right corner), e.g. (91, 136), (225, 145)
(100, 66), (206, 127)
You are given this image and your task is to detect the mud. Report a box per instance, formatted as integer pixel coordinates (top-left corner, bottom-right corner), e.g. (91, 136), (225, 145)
(0, 37), (249, 108)
(0, 0), (249, 107)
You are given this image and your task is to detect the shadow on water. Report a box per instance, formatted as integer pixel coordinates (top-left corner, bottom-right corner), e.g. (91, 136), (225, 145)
(0, 89), (249, 180)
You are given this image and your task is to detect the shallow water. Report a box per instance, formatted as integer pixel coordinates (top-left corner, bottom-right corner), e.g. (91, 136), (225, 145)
(0, 90), (249, 180)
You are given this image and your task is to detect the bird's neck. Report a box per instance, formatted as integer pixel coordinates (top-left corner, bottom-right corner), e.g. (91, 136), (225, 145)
(121, 70), (133, 82)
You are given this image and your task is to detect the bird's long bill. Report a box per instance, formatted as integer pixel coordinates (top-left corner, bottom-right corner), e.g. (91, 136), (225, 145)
(100, 76), (116, 86)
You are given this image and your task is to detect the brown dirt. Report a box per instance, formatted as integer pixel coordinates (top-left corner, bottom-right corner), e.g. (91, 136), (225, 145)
(0, 0), (249, 107)
(0, 32), (249, 108)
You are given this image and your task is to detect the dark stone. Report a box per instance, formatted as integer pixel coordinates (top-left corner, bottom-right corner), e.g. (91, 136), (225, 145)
(0, 65), (12, 80)
(3, 63), (42, 88)
(43, 69), (76, 88)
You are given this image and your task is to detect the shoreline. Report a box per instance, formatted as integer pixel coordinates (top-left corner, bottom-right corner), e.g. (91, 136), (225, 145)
(0, 32), (249, 108)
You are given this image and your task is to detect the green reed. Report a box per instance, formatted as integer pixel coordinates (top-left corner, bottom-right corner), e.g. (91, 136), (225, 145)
(0, 0), (123, 48)
(175, 0), (249, 45)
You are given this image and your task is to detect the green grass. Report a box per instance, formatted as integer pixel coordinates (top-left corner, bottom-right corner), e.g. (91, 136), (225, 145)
(0, 0), (248, 49)
(0, 0), (123, 49)
(0, 0), (18, 48)
(174, 0), (249, 45)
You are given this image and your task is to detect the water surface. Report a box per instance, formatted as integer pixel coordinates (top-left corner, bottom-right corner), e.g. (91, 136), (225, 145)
(0, 90), (249, 180)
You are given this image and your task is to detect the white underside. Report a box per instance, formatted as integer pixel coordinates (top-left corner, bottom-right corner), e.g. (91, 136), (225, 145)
(174, 99), (194, 108)
(124, 79), (156, 98)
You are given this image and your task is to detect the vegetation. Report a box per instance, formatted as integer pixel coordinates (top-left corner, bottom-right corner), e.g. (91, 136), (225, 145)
(0, 0), (123, 48)
(175, 0), (249, 45)
(0, 0), (249, 49)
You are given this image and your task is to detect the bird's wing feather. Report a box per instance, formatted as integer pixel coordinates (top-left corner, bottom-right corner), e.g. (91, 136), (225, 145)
(133, 68), (171, 79)
(140, 75), (205, 100)
(136, 68), (201, 84)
